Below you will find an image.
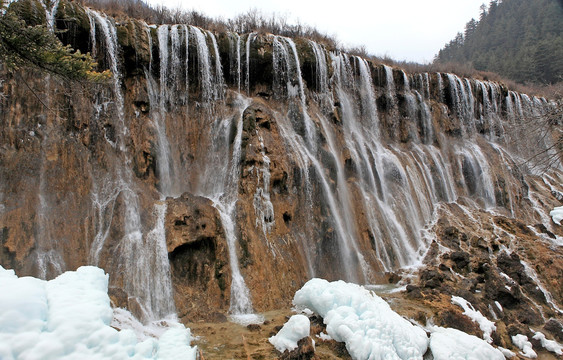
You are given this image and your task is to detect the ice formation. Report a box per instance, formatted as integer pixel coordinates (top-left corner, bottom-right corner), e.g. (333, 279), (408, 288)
(512, 334), (537, 358)
(550, 206), (563, 225)
(429, 327), (505, 360)
(268, 314), (311, 352)
(451, 295), (496, 343)
(0, 266), (197, 360)
(293, 278), (428, 359)
(532, 331), (563, 355)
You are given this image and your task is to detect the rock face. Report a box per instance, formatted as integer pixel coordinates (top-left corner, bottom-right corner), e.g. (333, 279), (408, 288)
(0, 0), (562, 342)
(165, 193), (231, 321)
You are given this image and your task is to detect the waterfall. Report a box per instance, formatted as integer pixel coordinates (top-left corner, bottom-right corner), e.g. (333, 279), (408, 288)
(189, 26), (213, 104)
(39, 0), (60, 32)
(87, 10), (126, 148)
(253, 136), (275, 237)
(154, 24), (184, 197)
(87, 12), (97, 59)
(144, 24), (152, 72)
(272, 36), (317, 152)
(309, 40), (332, 110)
(123, 202), (176, 320)
(208, 30), (225, 100)
(87, 10), (176, 322)
(332, 53), (434, 271)
(7, 15), (560, 330)
(459, 142), (496, 207)
(245, 32), (257, 95)
(383, 65), (396, 100)
(229, 32), (242, 91)
(437, 73), (444, 103)
(34, 135), (65, 279)
(194, 93), (260, 321)
(357, 57), (380, 136)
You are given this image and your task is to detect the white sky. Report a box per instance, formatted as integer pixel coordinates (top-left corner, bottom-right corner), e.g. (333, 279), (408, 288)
(144, 0), (485, 63)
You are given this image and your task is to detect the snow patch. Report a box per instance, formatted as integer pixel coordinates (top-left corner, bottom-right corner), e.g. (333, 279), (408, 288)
(293, 278), (428, 359)
(316, 332), (332, 341)
(451, 295), (496, 343)
(512, 334), (537, 358)
(550, 206), (563, 225)
(429, 327), (505, 360)
(532, 331), (563, 355)
(229, 313), (265, 326)
(497, 346), (516, 358)
(268, 314), (310, 353)
(0, 265), (197, 360)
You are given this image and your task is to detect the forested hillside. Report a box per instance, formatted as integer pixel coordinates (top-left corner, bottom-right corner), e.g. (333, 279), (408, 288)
(435, 0), (563, 85)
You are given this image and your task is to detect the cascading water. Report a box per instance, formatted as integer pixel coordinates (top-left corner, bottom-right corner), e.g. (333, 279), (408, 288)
(254, 136), (275, 237)
(190, 26), (214, 104)
(153, 24), (187, 197)
(273, 36), (317, 152)
(208, 30), (225, 100)
(39, 0), (60, 32)
(245, 32), (257, 95)
(189, 26), (225, 104)
(87, 10), (175, 322)
(195, 95), (261, 322)
(34, 133), (65, 279)
(309, 40), (332, 110)
(228, 32), (242, 91)
(8, 11), (560, 330)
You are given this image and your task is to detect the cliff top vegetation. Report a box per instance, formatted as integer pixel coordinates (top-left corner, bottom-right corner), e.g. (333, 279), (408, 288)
(435, 0), (563, 97)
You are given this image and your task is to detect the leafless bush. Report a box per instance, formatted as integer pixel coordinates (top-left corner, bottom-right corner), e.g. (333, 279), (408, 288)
(76, 0), (562, 100)
(510, 102), (563, 173)
(77, 0), (337, 47)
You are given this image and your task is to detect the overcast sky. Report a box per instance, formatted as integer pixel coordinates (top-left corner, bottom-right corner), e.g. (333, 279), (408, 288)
(144, 0), (485, 63)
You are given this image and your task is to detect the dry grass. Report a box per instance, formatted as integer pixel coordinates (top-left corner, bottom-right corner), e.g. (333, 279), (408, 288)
(76, 0), (562, 100)
(77, 0), (338, 48)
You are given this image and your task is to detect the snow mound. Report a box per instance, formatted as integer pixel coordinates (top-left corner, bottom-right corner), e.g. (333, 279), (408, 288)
(512, 334), (537, 358)
(293, 278), (428, 360)
(451, 296), (496, 343)
(497, 346), (516, 358)
(532, 331), (563, 355)
(269, 314), (310, 353)
(429, 327), (505, 360)
(0, 265), (197, 360)
(550, 206), (563, 225)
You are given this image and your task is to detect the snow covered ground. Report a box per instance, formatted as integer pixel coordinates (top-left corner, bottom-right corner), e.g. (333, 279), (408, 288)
(0, 266), (197, 360)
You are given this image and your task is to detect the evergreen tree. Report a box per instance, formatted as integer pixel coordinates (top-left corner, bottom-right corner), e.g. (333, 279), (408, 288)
(0, 0), (109, 82)
(435, 0), (563, 85)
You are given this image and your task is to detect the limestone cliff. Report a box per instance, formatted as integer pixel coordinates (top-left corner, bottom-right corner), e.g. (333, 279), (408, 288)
(0, 0), (562, 351)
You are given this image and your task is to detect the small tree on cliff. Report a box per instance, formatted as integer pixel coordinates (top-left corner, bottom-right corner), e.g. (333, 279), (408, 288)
(0, 1), (109, 82)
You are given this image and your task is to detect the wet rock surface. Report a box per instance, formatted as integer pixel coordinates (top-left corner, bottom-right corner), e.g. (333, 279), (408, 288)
(0, 1), (562, 358)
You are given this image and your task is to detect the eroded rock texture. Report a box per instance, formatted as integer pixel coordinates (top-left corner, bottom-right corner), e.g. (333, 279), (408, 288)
(1, 1), (562, 346)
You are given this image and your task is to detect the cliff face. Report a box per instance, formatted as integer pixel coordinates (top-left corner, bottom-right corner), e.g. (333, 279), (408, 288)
(1, 0), (562, 338)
